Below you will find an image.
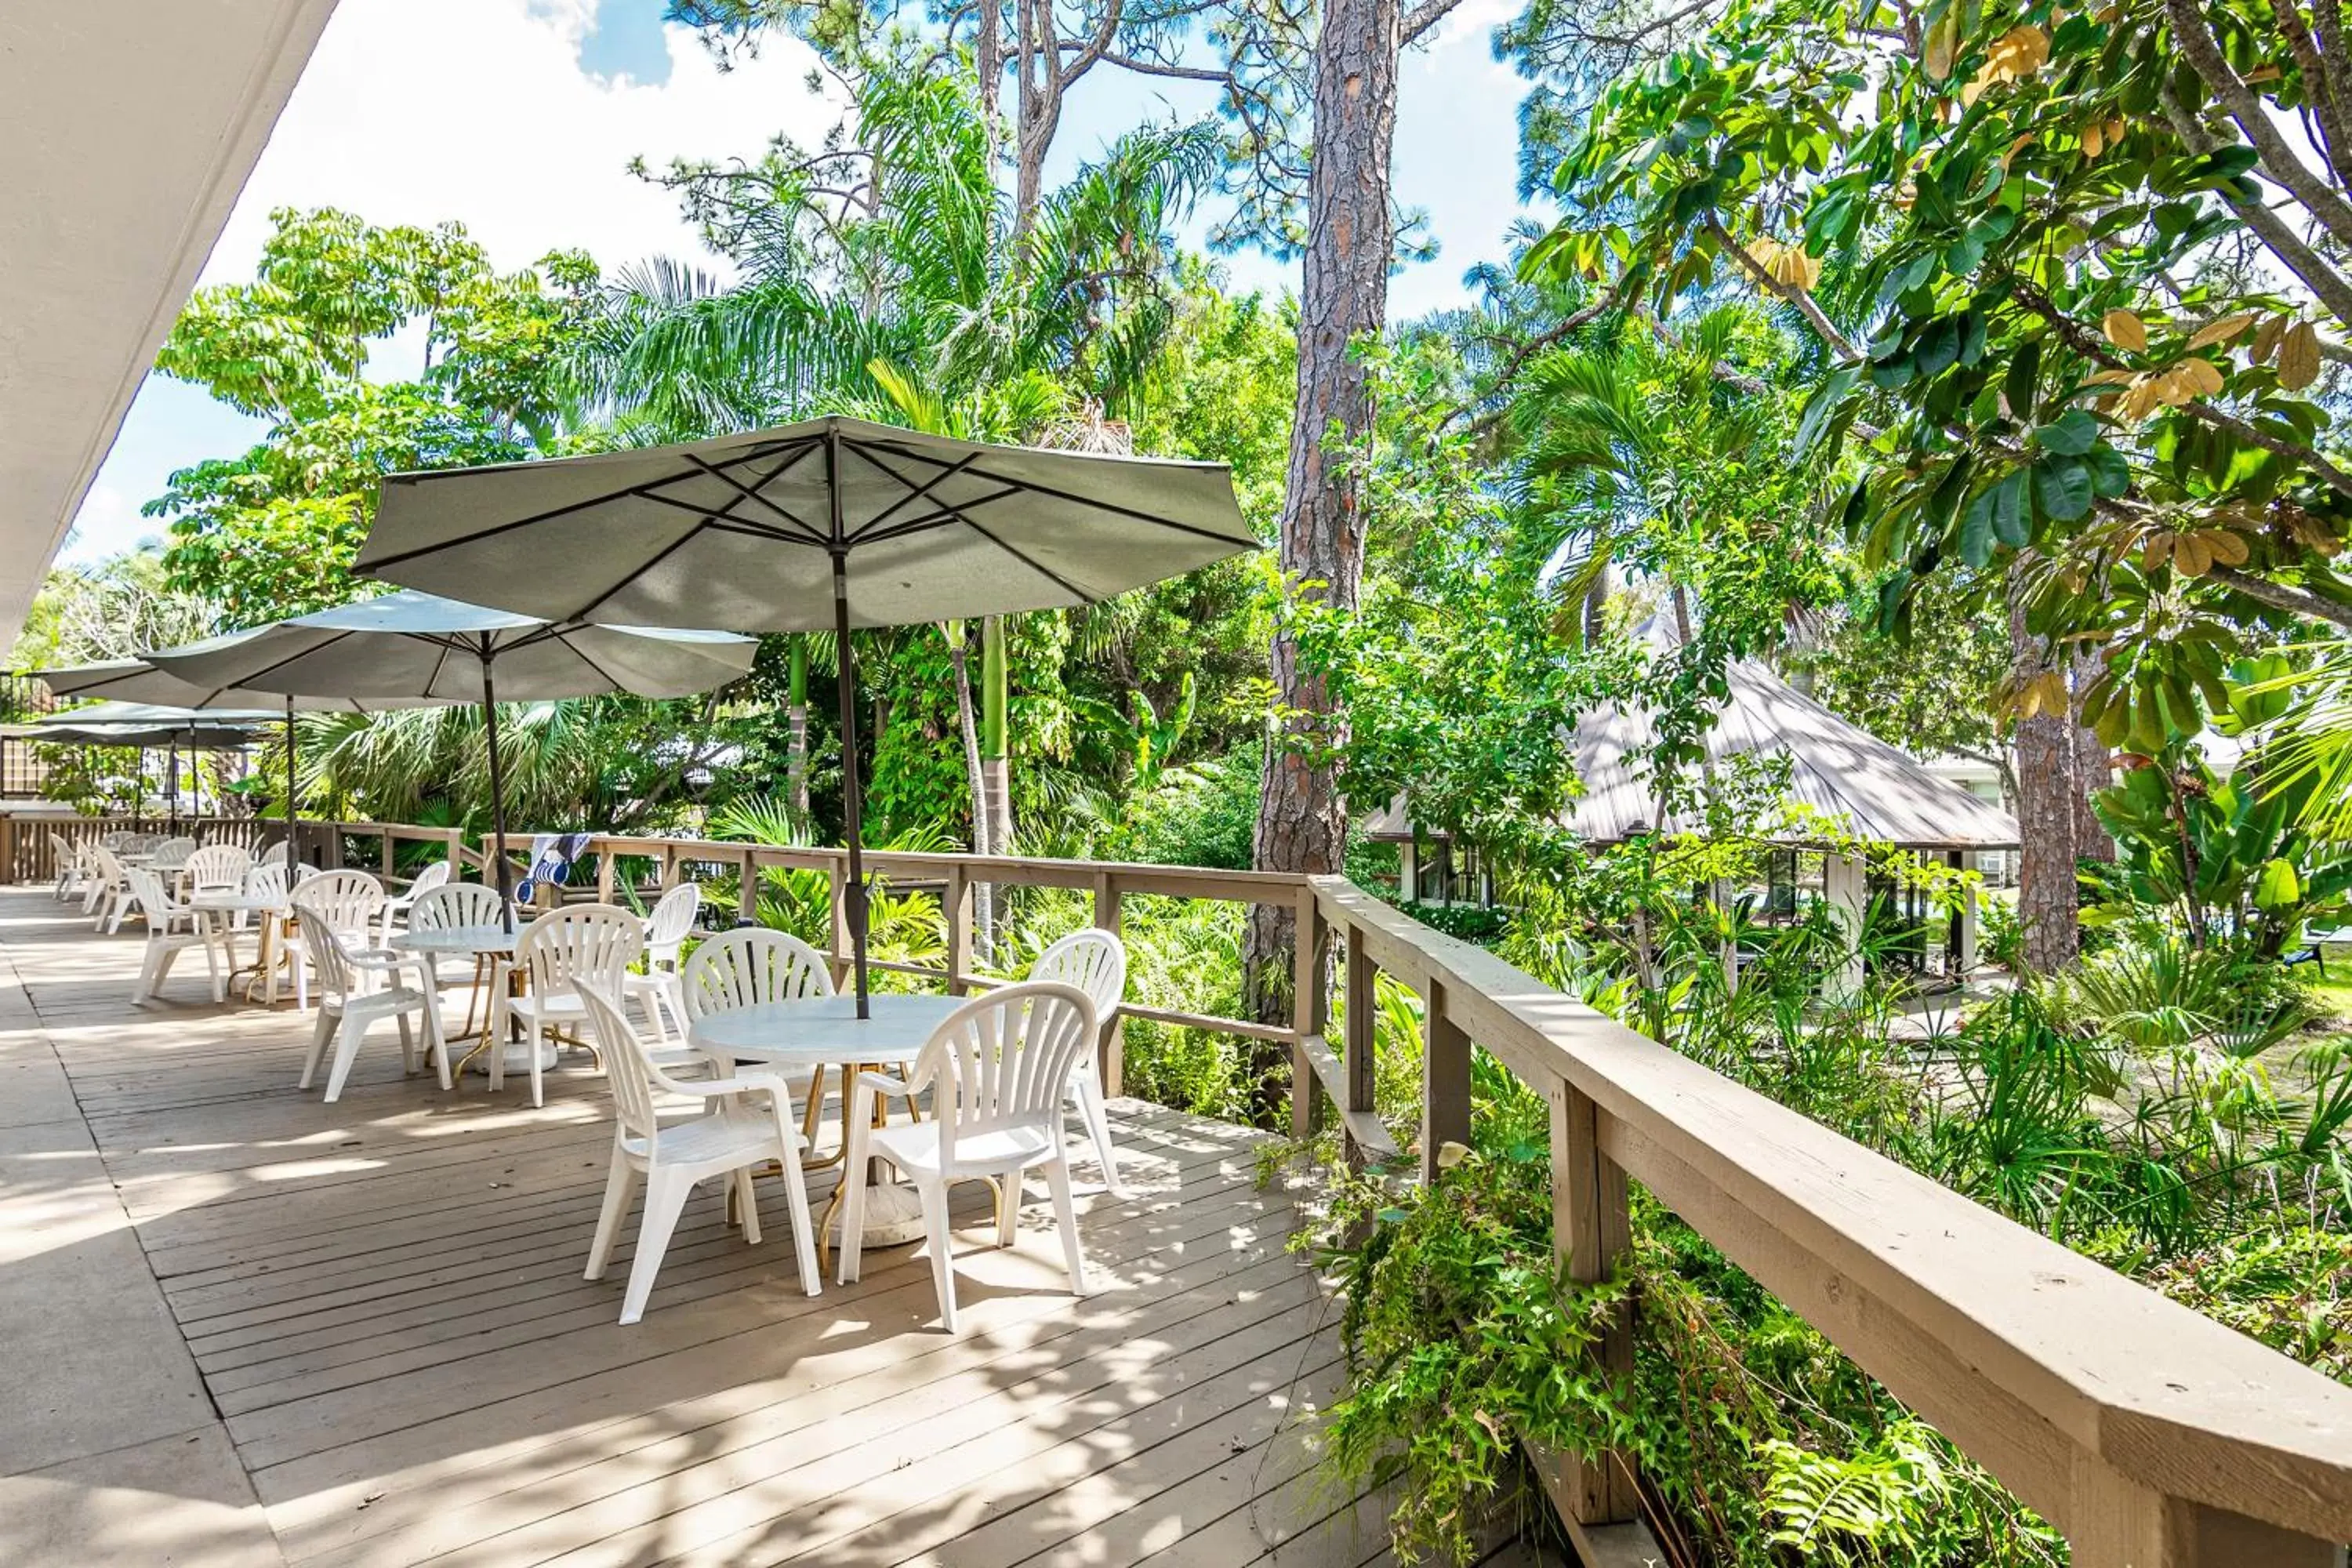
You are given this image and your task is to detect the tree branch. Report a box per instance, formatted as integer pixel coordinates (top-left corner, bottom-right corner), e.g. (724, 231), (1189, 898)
(1091, 50), (1229, 81)
(1449, 281), (1628, 434)
(2164, 0), (2352, 252)
(2158, 74), (2352, 332)
(2209, 564), (2352, 629)
(2007, 276), (2352, 503)
(1403, 0), (1469, 45)
(1705, 214), (1864, 362)
(2268, 0), (2352, 184)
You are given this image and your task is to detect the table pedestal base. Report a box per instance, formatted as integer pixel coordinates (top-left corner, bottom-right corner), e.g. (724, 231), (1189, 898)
(829, 1181), (927, 1247)
(465, 1040), (561, 1076)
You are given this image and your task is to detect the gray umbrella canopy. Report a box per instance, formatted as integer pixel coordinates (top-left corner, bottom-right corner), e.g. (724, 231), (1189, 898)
(354, 415), (1260, 1012)
(145, 590), (757, 916)
(145, 589), (759, 702)
(36, 659), (422, 712)
(354, 415), (1257, 630)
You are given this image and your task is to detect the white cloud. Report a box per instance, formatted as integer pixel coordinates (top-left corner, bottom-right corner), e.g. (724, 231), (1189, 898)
(201, 0), (838, 284)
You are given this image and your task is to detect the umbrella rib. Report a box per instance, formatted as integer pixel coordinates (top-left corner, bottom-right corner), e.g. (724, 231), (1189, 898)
(361, 439), (811, 575)
(564, 636), (634, 698)
(563, 517), (716, 626)
(956, 460), (1258, 546)
(950, 512), (1097, 604)
(851, 485), (1027, 547)
(840, 445), (987, 544)
(638, 489), (822, 543)
(685, 451), (830, 544)
(191, 629), (368, 699)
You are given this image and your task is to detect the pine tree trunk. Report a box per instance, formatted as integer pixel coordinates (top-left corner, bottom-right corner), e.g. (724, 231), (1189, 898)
(2009, 570), (2079, 972)
(1240, 0), (1402, 1123)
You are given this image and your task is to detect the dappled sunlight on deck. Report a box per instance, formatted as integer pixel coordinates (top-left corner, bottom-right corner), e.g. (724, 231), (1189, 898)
(0, 887), (1550, 1566)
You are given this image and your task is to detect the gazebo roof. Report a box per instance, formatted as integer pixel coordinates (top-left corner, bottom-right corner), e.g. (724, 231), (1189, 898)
(1367, 653), (2020, 853)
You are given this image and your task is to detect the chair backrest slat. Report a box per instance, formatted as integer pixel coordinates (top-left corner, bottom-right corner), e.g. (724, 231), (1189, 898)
(917, 982), (1096, 1167)
(184, 844), (252, 893)
(124, 866), (178, 928)
(1031, 929), (1127, 1036)
(292, 906), (360, 1002)
(679, 927), (832, 1019)
(408, 882), (507, 933)
(292, 869), (386, 937)
(578, 982), (664, 1150)
(243, 862), (292, 906)
(518, 905), (644, 1004)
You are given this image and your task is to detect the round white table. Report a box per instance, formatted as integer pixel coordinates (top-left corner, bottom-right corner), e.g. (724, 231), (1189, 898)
(688, 993), (967, 1250)
(387, 926), (528, 1073)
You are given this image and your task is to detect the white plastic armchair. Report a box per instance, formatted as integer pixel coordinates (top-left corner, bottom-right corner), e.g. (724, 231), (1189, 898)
(183, 844), (252, 895)
(50, 834), (85, 902)
(125, 866), (223, 1004)
(148, 837), (198, 873)
(488, 905), (642, 1107)
(837, 981), (1098, 1332)
(375, 859), (452, 943)
(1031, 927), (1131, 1196)
(88, 844), (133, 932)
(576, 981), (818, 1324)
(677, 927), (830, 1083)
(284, 870), (387, 1010)
(292, 906), (445, 1102)
(622, 882), (701, 1043)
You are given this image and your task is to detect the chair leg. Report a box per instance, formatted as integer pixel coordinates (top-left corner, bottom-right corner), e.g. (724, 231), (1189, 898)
(486, 989), (509, 1094)
(423, 991), (452, 1091)
(323, 1015), (367, 1103)
(733, 1168), (763, 1245)
(619, 1167), (693, 1326)
(528, 1019), (547, 1109)
(396, 1013), (416, 1076)
(1046, 1155), (1087, 1298)
(1075, 1073), (1127, 1196)
(777, 1136), (819, 1299)
(996, 1169), (1020, 1247)
(298, 1006), (335, 1089)
(201, 927), (223, 1004)
(920, 1175), (959, 1332)
(585, 1152), (637, 1280)
(836, 1127), (871, 1287)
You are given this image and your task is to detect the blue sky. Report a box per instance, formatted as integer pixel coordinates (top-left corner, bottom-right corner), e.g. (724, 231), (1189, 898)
(67, 0), (1535, 566)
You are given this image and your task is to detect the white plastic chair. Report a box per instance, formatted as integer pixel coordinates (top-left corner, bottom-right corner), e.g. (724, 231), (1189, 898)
(837, 982), (1098, 1332)
(148, 837), (198, 873)
(677, 927), (831, 1084)
(50, 834), (86, 902)
(125, 866), (223, 1004)
(1031, 927), (1131, 1196)
(623, 883), (701, 1043)
(407, 881), (509, 1033)
(282, 870), (387, 1010)
(183, 844), (252, 895)
(488, 905), (643, 1108)
(577, 981), (819, 1325)
(89, 844), (134, 933)
(293, 906), (446, 1102)
(376, 859), (453, 943)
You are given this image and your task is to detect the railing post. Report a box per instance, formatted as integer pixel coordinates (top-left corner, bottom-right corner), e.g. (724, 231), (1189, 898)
(1421, 980), (1472, 1181)
(2066, 1463), (2343, 1568)
(1547, 1075), (1639, 1529)
(1091, 869), (1123, 1097)
(826, 855), (851, 986)
(1290, 883), (1324, 1142)
(1342, 924), (1377, 1168)
(596, 848), (615, 904)
(945, 866), (972, 995)
(379, 831), (394, 879)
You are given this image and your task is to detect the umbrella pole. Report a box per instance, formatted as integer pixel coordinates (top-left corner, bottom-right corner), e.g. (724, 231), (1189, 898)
(479, 655), (516, 933)
(831, 553), (871, 1018)
(283, 699), (298, 875)
(168, 734), (180, 832)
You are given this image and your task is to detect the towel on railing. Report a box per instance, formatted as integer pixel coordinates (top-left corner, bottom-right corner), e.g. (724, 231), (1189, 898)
(515, 833), (591, 905)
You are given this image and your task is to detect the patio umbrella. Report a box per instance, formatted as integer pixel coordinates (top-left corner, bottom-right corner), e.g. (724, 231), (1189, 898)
(17, 704), (268, 826)
(352, 415), (1258, 1011)
(32, 665), (412, 868)
(145, 590), (757, 925)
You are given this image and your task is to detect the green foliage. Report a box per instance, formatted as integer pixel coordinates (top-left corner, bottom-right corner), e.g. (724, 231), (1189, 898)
(149, 208), (601, 623)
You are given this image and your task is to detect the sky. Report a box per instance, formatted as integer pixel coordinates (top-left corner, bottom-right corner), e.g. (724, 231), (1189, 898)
(64, 0), (1535, 564)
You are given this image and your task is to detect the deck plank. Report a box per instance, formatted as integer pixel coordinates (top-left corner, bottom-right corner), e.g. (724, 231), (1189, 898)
(0, 883), (1549, 1567)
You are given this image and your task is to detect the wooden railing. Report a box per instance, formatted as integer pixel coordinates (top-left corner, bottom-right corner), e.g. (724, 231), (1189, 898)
(0, 813), (281, 884)
(27, 815), (2347, 1563)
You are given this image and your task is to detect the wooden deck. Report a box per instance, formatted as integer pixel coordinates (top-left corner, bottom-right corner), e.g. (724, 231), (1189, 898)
(0, 887), (1555, 1567)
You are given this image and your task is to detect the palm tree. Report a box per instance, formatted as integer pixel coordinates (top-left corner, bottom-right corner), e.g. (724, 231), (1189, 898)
(572, 56), (1217, 953)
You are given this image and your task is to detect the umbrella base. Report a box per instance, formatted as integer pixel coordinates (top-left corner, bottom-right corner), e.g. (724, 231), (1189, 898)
(466, 1039), (561, 1076)
(826, 1180), (928, 1247)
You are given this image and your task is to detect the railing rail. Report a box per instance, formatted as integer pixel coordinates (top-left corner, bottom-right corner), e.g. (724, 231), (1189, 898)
(13, 815), (2346, 1562)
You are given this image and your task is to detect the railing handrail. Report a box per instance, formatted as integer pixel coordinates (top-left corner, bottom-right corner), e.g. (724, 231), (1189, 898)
(1310, 875), (2352, 1556)
(73, 815), (2350, 1560)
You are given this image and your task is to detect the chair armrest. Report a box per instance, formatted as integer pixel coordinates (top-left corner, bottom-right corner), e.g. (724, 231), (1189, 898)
(670, 1072), (790, 1100)
(853, 1069), (913, 1099)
